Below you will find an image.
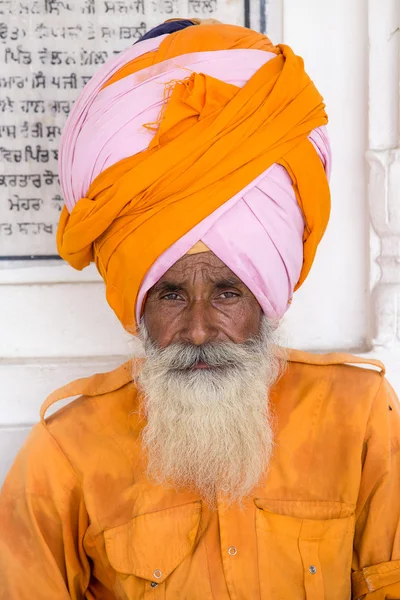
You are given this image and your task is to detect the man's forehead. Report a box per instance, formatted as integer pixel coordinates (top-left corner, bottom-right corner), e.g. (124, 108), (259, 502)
(154, 252), (242, 286)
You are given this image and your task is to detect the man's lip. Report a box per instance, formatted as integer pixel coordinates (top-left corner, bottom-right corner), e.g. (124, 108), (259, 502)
(192, 361), (210, 370)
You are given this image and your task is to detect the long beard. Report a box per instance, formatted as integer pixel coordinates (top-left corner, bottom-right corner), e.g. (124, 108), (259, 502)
(135, 317), (285, 507)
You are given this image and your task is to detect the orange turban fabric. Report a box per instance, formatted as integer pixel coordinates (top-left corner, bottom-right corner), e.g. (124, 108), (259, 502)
(57, 21), (330, 331)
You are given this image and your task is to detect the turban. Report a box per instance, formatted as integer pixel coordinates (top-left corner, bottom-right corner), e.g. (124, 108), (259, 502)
(58, 19), (331, 331)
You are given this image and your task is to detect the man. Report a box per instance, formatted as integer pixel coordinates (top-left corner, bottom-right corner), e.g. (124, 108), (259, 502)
(1, 18), (400, 600)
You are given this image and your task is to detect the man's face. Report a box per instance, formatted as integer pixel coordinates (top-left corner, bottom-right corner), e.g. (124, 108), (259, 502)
(138, 252), (280, 506)
(143, 252), (263, 348)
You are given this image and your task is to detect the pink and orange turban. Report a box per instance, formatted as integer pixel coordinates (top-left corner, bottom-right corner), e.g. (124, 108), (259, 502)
(58, 20), (331, 331)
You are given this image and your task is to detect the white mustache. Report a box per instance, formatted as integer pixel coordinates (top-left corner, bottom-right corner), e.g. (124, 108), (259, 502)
(143, 335), (267, 372)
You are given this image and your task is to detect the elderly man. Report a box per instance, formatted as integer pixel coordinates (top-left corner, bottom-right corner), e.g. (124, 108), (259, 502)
(1, 18), (400, 600)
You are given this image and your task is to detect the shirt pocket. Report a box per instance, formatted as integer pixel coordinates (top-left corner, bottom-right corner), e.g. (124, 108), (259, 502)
(103, 500), (202, 600)
(255, 499), (355, 600)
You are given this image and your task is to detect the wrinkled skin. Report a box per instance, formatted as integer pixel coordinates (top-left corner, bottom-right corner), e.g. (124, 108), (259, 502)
(144, 252), (263, 348)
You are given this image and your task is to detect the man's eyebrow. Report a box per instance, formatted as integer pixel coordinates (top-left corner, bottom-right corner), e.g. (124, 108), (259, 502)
(150, 276), (243, 294)
(213, 276), (243, 289)
(151, 280), (185, 294)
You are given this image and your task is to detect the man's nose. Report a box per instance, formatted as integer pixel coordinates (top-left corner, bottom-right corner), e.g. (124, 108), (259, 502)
(179, 300), (218, 346)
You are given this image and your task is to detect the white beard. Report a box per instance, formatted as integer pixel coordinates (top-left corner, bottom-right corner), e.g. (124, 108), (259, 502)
(135, 317), (285, 507)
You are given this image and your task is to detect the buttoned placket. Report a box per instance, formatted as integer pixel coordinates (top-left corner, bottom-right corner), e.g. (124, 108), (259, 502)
(217, 493), (261, 600)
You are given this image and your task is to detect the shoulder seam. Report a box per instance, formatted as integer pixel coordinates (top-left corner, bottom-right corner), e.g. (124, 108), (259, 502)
(38, 422), (82, 490)
(40, 360), (134, 423)
(2, 423), (81, 500)
(287, 349), (385, 374)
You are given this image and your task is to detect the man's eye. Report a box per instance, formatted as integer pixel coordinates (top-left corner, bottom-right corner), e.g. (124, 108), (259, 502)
(161, 293), (182, 301)
(219, 291), (240, 299)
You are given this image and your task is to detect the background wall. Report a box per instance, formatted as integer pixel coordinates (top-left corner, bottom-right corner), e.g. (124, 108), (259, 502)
(1, 0), (399, 484)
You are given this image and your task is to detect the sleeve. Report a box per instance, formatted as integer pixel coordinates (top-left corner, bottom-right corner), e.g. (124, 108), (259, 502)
(351, 377), (400, 600)
(0, 422), (90, 600)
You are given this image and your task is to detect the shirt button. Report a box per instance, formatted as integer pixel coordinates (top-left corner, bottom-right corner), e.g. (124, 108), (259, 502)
(228, 546), (238, 556)
(150, 582), (158, 588)
(153, 569), (162, 579)
(309, 565), (317, 575)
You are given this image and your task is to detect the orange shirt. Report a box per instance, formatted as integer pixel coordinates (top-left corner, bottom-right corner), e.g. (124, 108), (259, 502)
(1, 350), (400, 599)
